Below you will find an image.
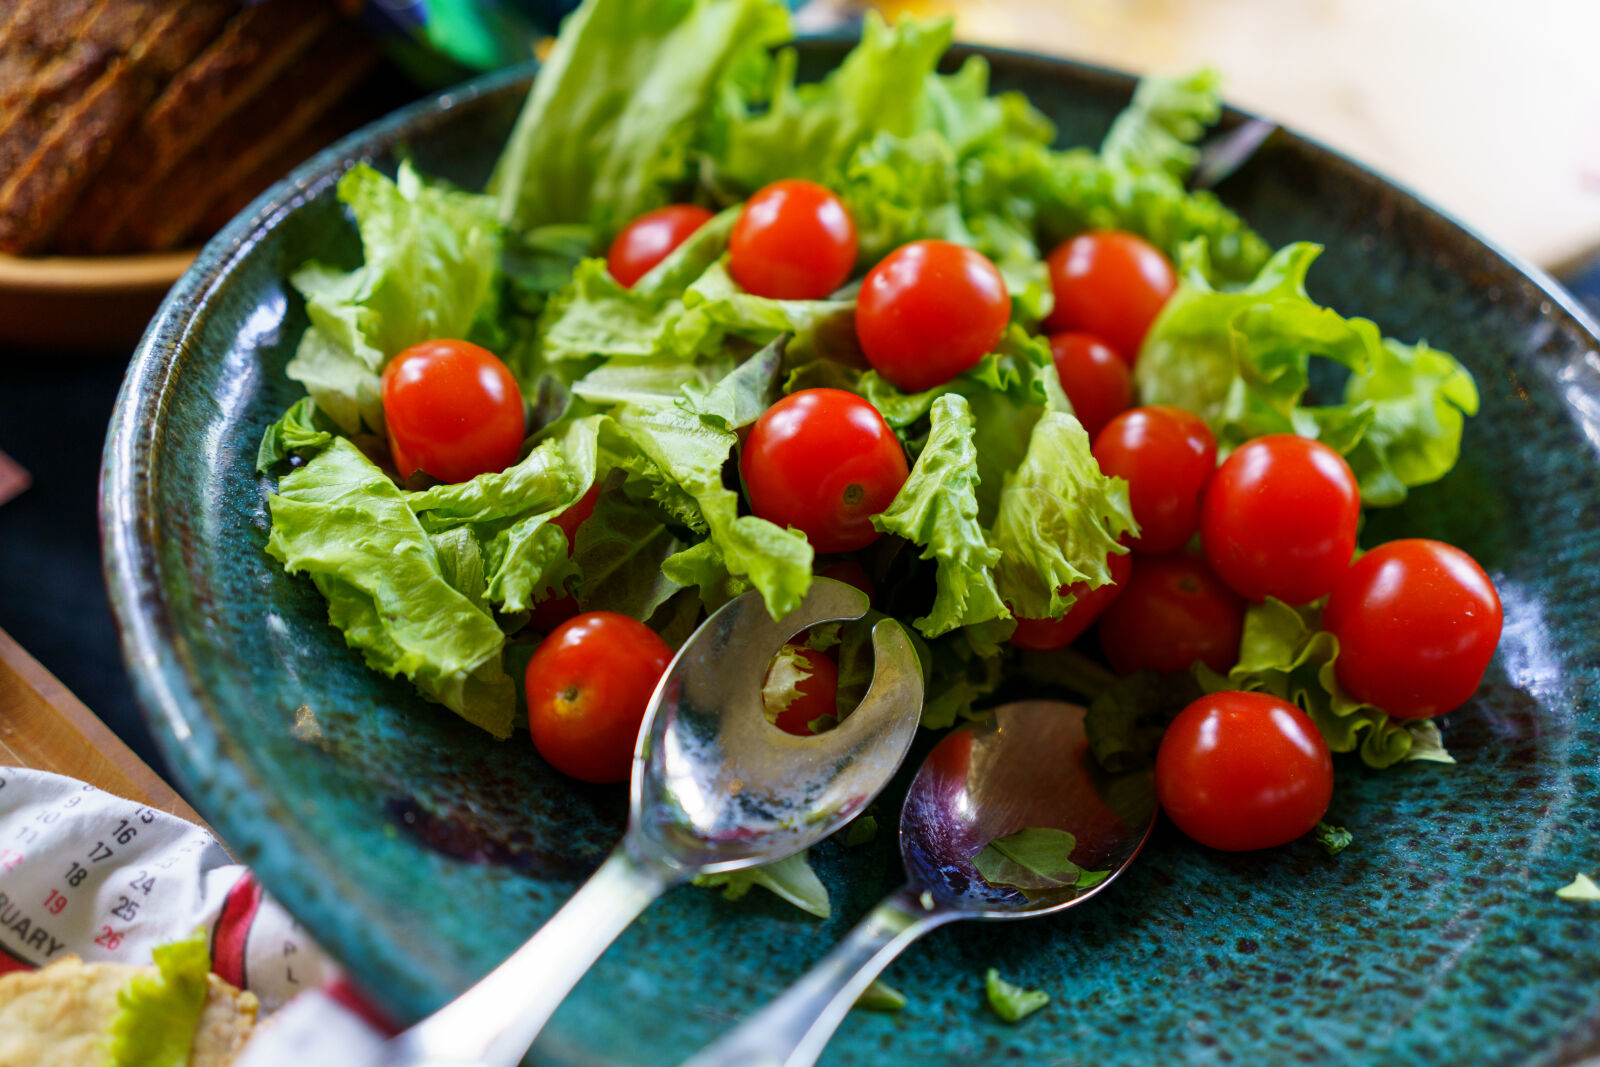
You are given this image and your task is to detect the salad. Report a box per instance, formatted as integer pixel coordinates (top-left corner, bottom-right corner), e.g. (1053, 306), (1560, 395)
(255, 0), (1497, 905)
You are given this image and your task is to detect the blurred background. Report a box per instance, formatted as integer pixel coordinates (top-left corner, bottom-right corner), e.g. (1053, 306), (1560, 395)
(2, 0), (1597, 789)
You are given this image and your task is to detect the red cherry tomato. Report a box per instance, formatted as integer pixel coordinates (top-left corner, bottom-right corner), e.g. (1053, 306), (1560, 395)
(1049, 332), (1133, 440)
(381, 339), (525, 484)
(741, 389), (909, 554)
(763, 645), (840, 736)
(855, 240), (1011, 392)
(1199, 435), (1361, 605)
(606, 204), (715, 288)
(1092, 406), (1216, 554)
(1097, 553), (1245, 675)
(525, 612), (672, 783)
(1042, 230), (1176, 364)
(1155, 691), (1333, 851)
(527, 485), (603, 633)
(1323, 539), (1502, 719)
(1009, 548), (1132, 651)
(728, 179), (856, 300)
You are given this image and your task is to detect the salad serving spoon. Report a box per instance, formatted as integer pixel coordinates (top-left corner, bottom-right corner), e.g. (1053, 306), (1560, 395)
(376, 577), (924, 1067)
(682, 699), (1158, 1067)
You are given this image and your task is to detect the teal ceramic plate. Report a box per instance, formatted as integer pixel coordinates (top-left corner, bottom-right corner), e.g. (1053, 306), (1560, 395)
(103, 43), (1600, 1065)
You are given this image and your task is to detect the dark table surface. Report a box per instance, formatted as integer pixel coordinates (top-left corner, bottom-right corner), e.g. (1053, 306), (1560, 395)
(4, 272), (1599, 802)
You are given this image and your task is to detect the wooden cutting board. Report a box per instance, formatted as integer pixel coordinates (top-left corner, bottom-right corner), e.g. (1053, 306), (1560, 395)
(0, 626), (210, 831)
(879, 0), (1600, 272)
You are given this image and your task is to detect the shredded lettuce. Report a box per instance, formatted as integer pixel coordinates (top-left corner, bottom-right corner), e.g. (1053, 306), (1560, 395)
(1100, 68), (1222, 181)
(985, 969), (1049, 1023)
(855, 978), (906, 1012)
(1556, 874), (1600, 902)
(104, 931), (211, 1067)
(691, 851), (830, 918)
(1314, 822), (1353, 856)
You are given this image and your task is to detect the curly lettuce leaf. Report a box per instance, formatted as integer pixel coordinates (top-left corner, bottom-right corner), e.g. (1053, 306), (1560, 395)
(104, 931), (211, 1067)
(1137, 241), (1477, 504)
(287, 163), (502, 435)
(1100, 68), (1222, 181)
(872, 394), (1006, 637)
(256, 397), (335, 472)
(1202, 596), (1455, 768)
(492, 0), (791, 235)
(266, 439), (517, 736)
(985, 969), (1049, 1023)
(704, 13), (953, 193)
(990, 412), (1136, 619)
(1314, 821), (1353, 856)
(691, 850), (830, 917)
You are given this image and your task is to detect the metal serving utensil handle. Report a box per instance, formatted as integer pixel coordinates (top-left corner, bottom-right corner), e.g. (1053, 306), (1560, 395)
(379, 844), (674, 1067)
(680, 885), (953, 1067)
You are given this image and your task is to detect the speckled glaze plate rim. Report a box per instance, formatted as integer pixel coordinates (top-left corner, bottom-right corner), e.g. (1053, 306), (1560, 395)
(101, 38), (1600, 1057)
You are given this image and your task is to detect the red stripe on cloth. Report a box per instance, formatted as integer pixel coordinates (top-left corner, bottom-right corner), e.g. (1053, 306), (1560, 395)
(211, 871), (264, 988)
(324, 976), (400, 1036)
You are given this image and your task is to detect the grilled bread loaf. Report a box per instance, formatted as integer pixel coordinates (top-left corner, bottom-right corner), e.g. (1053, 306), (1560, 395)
(0, 0), (382, 256)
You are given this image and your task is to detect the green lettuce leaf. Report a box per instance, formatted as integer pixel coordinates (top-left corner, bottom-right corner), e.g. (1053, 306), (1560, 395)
(104, 931), (210, 1067)
(1201, 596), (1455, 769)
(287, 163), (502, 435)
(1099, 68), (1221, 181)
(691, 851), (830, 917)
(492, 0), (791, 235)
(266, 439), (516, 736)
(570, 478), (686, 619)
(873, 394), (1007, 638)
(972, 827), (1107, 896)
(1314, 821), (1353, 856)
(1082, 670), (1202, 773)
(855, 978), (906, 1012)
(617, 391), (813, 618)
(1137, 241), (1477, 504)
(1334, 339), (1481, 506)
(703, 13), (954, 194)
(1555, 874), (1600, 902)
(256, 397), (336, 472)
(760, 642), (817, 724)
(985, 969), (1049, 1023)
(990, 412), (1136, 619)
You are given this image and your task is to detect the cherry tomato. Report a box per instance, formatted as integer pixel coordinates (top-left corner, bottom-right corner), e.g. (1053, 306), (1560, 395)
(1049, 332), (1133, 440)
(1097, 553), (1244, 675)
(1155, 691), (1333, 851)
(728, 179), (857, 300)
(606, 204), (715, 288)
(763, 645), (840, 736)
(855, 240), (1011, 392)
(1199, 435), (1361, 605)
(527, 485), (603, 633)
(1092, 406), (1216, 554)
(381, 339), (525, 484)
(1042, 230), (1176, 364)
(525, 612), (672, 783)
(552, 483), (601, 546)
(1009, 547), (1132, 651)
(741, 389), (909, 554)
(1323, 539), (1502, 719)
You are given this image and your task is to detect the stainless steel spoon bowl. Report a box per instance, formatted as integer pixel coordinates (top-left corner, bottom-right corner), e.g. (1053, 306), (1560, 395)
(683, 699), (1158, 1067)
(378, 577), (924, 1067)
